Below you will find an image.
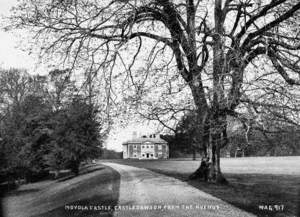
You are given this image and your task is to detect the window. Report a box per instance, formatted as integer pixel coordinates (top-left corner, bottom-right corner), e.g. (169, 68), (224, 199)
(151, 154), (153, 157)
(151, 145), (154, 148)
(142, 145), (144, 148)
(142, 154), (145, 157)
(147, 146), (149, 148)
(158, 145), (162, 150)
(133, 145), (137, 148)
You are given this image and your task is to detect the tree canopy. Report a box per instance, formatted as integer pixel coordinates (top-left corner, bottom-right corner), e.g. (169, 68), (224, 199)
(5, 0), (300, 182)
(0, 68), (103, 183)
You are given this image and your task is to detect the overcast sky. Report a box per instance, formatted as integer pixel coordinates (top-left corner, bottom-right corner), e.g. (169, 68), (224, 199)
(0, 0), (37, 71)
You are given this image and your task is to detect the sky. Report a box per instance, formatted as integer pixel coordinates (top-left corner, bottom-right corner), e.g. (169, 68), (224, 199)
(0, 0), (38, 71)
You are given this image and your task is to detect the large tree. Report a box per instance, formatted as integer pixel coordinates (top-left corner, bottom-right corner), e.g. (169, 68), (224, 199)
(0, 68), (104, 182)
(5, 0), (300, 182)
(47, 96), (102, 175)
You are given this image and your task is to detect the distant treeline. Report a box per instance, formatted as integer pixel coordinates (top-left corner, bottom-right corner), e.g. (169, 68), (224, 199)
(223, 127), (300, 157)
(161, 111), (300, 158)
(101, 149), (122, 159)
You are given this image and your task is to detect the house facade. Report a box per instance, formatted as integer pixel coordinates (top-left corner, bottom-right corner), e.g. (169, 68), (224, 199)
(122, 135), (169, 159)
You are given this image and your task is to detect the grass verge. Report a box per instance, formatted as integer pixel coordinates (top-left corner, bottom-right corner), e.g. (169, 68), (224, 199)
(105, 159), (299, 217)
(2, 164), (120, 217)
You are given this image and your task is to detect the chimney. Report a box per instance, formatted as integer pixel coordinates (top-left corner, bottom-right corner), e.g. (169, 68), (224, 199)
(132, 131), (137, 139)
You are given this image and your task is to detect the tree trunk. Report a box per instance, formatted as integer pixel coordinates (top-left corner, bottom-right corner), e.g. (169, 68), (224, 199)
(189, 86), (227, 184)
(206, 115), (228, 184)
(188, 0), (228, 183)
(207, 0), (227, 184)
(192, 148), (196, 160)
(235, 148), (238, 158)
(189, 126), (227, 184)
(69, 160), (80, 176)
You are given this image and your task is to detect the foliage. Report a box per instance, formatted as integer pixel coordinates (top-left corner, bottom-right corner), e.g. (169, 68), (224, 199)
(0, 69), (104, 182)
(101, 149), (123, 159)
(46, 97), (102, 174)
(161, 111), (203, 157)
(225, 126), (300, 157)
(172, 111), (300, 157)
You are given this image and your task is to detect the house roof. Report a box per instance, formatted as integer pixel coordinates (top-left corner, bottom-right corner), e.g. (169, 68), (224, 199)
(122, 137), (167, 145)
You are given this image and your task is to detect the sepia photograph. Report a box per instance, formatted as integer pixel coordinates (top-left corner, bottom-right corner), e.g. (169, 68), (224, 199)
(0, 0), (299, 216)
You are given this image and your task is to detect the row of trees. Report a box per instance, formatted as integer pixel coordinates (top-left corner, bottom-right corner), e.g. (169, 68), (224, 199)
(165, 111), (300, 158)
(0, 69), (103, 183)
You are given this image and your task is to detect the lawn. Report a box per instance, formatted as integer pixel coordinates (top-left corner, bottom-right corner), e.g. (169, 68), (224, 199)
(1, 164), (120, 217)
(104, 156), (300, 217)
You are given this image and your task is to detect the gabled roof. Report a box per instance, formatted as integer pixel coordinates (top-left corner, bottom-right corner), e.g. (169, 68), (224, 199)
(122, 137), (167, 145)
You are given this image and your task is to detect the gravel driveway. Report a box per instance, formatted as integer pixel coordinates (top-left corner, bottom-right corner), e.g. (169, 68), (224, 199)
(102, 162), (256, 217)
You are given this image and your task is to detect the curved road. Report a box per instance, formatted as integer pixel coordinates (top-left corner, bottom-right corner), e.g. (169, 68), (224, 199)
(103, 162), (256, 217)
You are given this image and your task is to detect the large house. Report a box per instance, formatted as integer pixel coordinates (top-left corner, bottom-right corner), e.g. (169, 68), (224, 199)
(122, 134), (169, 159)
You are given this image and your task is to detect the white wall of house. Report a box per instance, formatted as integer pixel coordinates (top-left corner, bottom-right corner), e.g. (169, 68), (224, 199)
(122, 142), (169, 160)
(140, 142), (156, 159)
(122, 144), (128, 159)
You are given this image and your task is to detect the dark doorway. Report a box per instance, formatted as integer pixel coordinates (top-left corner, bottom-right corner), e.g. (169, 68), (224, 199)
(146, 153), (149, 158)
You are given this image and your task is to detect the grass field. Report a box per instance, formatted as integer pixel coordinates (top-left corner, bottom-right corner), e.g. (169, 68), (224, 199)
(104, 156), (300, 217)
(1, 164), (120, 217)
